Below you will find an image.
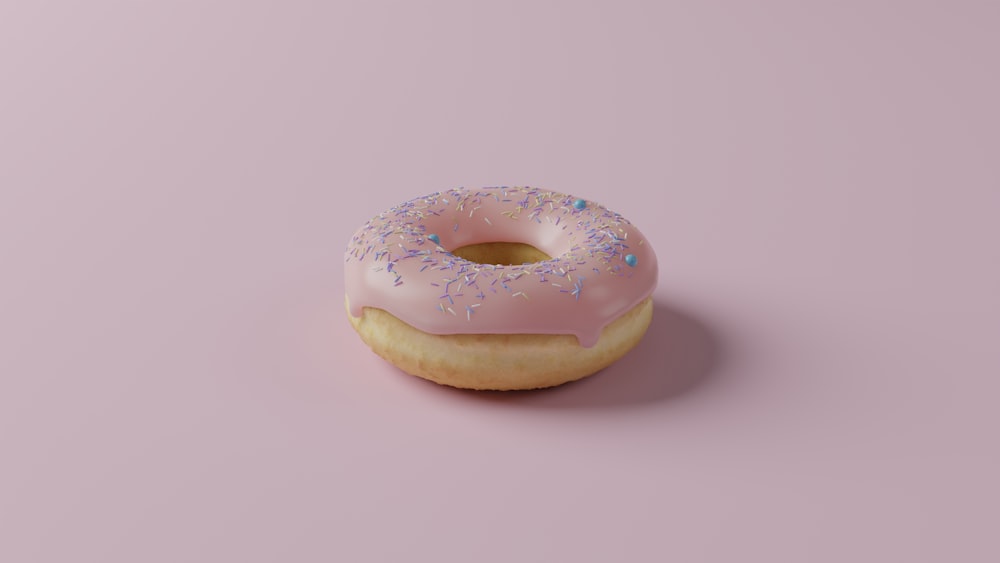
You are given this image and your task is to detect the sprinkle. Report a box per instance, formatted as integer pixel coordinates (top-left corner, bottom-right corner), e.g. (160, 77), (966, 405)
(484, 217), (492, 225)
(625, 254), (638, 267)
(446, 307), (456, 316)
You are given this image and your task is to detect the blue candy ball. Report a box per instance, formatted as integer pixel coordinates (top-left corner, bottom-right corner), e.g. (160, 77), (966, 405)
(572, 198), (587, 210)
(428, 233), (441, 244)
(625, 254), (638, 267)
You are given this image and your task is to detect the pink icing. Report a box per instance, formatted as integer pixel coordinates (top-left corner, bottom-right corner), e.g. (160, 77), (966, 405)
(344, 187), (658, 347)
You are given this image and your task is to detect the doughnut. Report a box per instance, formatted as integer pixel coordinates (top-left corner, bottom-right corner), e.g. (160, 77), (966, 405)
(344, 186), (658, 390)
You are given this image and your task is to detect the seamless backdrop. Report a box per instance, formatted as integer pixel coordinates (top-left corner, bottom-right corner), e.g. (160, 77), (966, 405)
(2, 1), (999, 562)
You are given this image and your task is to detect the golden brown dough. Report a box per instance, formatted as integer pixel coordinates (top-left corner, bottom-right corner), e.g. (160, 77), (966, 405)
(346, 295), (652, 390)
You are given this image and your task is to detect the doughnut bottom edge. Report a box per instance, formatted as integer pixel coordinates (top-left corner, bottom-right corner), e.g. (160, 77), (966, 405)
(345, 296), (653, 391)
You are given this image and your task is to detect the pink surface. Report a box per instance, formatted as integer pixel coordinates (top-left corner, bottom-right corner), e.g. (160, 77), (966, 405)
(1, 1), (998, 562)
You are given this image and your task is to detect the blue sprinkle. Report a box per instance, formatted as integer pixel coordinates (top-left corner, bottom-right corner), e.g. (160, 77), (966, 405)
(572, 198), (587, 210)
(625, 254), (638, 267)
(428, 233), (440, 244)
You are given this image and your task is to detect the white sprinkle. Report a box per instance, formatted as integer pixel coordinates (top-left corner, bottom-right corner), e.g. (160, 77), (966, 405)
(484, 217), (492, 225)
(447, 307), (456, 316)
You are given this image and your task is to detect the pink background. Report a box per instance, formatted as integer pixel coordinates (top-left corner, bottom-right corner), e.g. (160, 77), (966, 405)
(2, 1), (999, 561)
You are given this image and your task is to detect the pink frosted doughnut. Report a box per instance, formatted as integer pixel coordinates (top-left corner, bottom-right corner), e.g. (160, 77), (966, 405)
(345, 186), (658, 390)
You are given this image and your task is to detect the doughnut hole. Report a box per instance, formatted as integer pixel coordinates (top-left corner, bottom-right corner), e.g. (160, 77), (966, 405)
(450, 242), (552, 265)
